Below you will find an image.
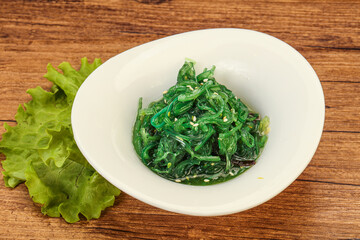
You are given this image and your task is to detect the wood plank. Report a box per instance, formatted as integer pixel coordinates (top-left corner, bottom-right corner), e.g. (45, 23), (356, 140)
(0, 1), (359, 128)
(2, 125), (359, 186)
(299, 131), (360, 185)
(0, 0), (359, 48)
(322, 82), (360, 132)
(1, 74), (359, 132)
(0, 177), (358, 239)
(300, 48), (360, 83)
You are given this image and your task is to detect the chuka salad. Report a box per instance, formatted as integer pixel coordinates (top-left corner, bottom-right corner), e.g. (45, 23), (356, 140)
(133, 60), (270, 185)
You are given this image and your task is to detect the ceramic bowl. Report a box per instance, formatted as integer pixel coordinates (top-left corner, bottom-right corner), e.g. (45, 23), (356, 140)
(72, 28), (325, 216)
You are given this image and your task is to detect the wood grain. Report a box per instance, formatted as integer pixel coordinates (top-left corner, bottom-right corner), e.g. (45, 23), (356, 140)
(0, 0), (359, 239)
(0, 174), (359, 239)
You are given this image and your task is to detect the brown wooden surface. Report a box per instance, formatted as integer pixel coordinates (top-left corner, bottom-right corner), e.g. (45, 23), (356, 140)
(0, 0), (359, 239)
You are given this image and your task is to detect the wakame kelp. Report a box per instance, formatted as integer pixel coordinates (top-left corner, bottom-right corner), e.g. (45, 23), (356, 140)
(132, 60), (270, 185)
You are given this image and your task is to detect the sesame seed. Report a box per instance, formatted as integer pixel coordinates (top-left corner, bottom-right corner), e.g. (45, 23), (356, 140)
(164, 99), (167, 103)
(223, 116), (228, 122)
(193, 174), (197, 178)
(203, 79), (208, 82)
(163, 90), (168, 94)
(195, 87), (198, 89)
(211, 163), (214, 166)
(257, 177), (264, 179)
(187, 85), (194, 91)
(167, 163), (172, 168)
(229, 172), (234, 176)
(174, 118), (178, 121)
(186, 176), (189, 180)
(190, 121), (194, 126)
(264, 127), (271, 135)
(204, 179), (210, 182)
(175, 179), (181, 182)
(176, 136), (184, 141)
(193, 123), (199, 127)
(192, 116), (197, 122)
(200, 83), (203, 85)
(213, 92), (218, 95)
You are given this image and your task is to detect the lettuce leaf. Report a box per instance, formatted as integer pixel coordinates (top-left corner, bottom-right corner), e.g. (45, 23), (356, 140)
(26, 158), (119, 223)
(0, 58), (120, 223)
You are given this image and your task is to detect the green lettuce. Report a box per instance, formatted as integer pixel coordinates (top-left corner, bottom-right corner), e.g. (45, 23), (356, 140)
(0, 58), (120, 223)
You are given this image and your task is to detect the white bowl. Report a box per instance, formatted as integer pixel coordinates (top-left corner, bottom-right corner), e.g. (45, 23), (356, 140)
(72, 28), (325, 216)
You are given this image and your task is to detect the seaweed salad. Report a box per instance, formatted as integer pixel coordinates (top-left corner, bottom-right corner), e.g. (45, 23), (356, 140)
(132, 60), (270, 185)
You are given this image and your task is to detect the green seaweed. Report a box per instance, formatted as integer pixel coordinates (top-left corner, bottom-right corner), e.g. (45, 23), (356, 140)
(132, 60), (269, 185)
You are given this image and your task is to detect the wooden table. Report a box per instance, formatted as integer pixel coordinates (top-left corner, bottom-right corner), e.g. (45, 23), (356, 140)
(0, 0), (359, 239)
